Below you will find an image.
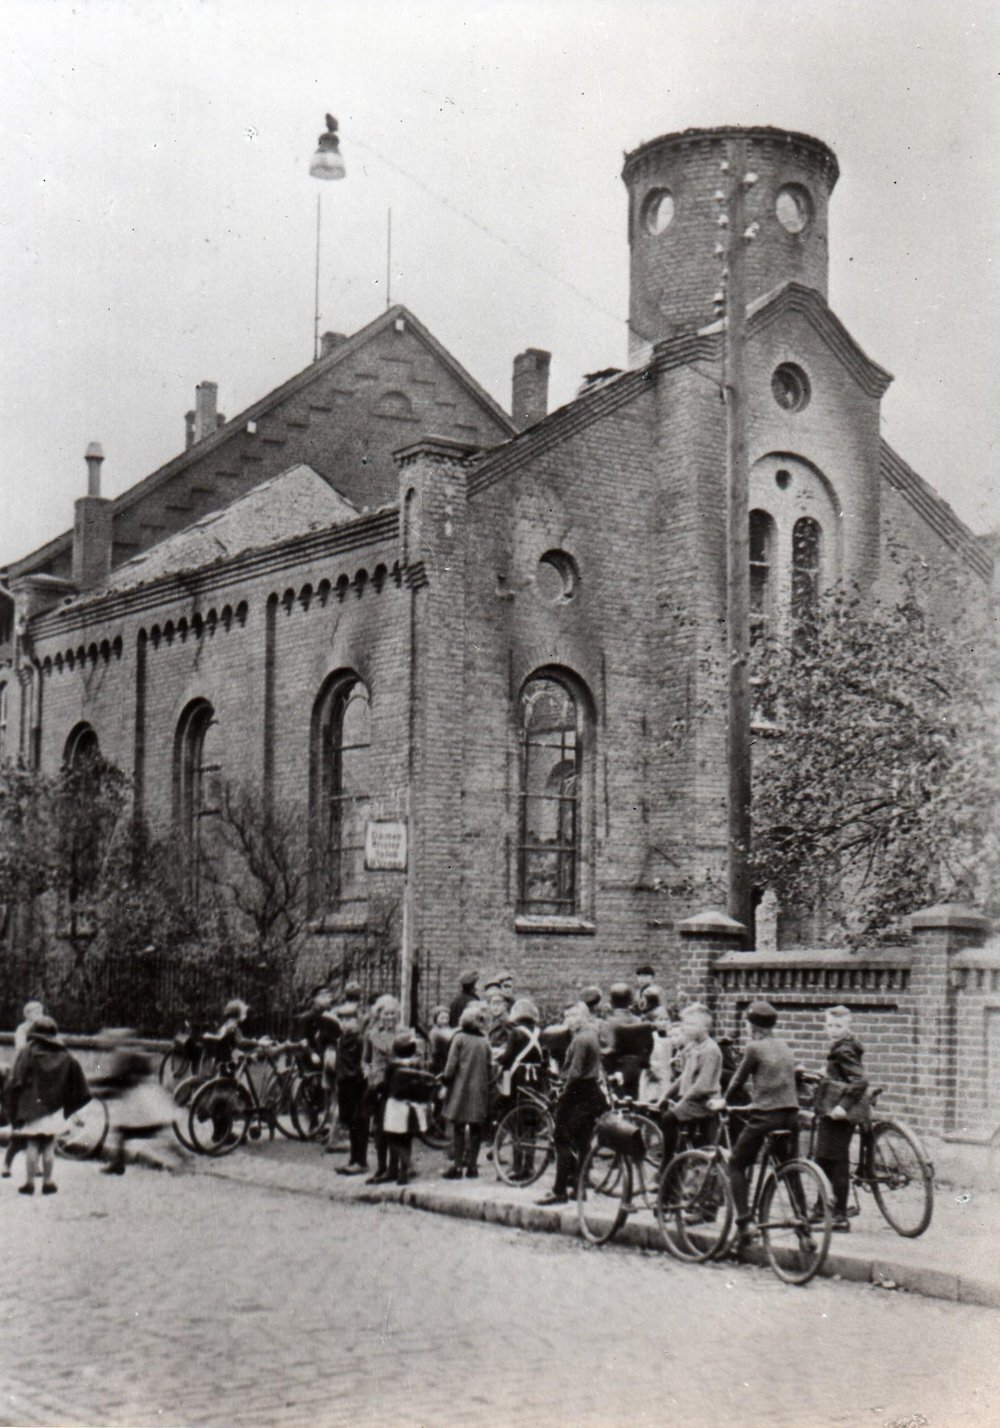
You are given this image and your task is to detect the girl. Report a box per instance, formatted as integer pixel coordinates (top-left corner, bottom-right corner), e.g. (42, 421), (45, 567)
(5, 1016), (90, 1196)
(427, 1005), (454, 1076)
(2, 999), (45, 1179)
(362, 995), (401, 1185)
(441, 1002), (492, 1179)
(382, 1033), (433, 1186)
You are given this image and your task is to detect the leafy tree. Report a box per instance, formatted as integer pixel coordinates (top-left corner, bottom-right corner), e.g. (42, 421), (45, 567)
(751, 559), (999, 945)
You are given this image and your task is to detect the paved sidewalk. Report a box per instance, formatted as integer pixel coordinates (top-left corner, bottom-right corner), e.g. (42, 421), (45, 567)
(184, 1134), (1000, 1309)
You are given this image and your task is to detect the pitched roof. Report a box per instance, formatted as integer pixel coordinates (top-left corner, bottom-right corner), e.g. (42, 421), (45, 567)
(70, 464), (358, 604)
(3, 304), (516, 580)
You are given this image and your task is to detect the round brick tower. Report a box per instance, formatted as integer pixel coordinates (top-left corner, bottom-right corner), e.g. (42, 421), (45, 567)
(622, 126), (839, 359)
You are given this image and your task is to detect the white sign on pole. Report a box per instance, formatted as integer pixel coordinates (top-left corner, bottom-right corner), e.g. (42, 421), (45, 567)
(364, 819), (408, 871)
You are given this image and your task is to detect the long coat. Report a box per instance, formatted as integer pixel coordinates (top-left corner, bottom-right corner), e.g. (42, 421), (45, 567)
(441, 1027), (492, 1124)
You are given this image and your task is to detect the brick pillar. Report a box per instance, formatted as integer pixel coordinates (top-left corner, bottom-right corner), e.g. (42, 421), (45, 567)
(909, 903), (990, 1136)
(677, 909), (747, 1008)
(394, 437), (478, 1017)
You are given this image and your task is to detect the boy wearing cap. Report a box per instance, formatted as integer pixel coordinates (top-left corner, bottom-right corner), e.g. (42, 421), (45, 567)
(449, 970), (479, 1028)
(712, 1000), (800, 1245)
(634, 966), (664, 1020)
(814, 1006), (870, 1231)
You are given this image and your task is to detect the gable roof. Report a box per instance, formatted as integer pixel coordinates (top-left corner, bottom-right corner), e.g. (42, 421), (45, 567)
(4, 304), (516, 581)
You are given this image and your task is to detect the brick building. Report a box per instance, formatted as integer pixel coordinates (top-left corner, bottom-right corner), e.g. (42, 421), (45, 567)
(1, 127), (994, 1145)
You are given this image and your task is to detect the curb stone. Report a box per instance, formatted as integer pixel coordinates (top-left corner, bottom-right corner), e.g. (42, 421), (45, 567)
(194, 1159), (1000, 1309)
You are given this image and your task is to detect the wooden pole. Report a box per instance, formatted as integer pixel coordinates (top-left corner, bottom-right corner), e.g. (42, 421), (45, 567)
(724, 148), (752, 932)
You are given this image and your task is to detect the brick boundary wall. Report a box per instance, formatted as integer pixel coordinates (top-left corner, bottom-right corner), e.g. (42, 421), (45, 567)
(679, 903), (994, 1141)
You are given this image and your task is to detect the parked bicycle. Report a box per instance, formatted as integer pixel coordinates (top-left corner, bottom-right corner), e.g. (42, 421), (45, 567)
(493, 1080), (558, 1187)
(576, 1096), (664, 1246)
(656, 1105), (832, 1284)
(186, 1039), (309, 1155)
(799, 1073), (934, 1237)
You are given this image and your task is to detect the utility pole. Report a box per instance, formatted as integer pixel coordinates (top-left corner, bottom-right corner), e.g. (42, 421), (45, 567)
(719, 145), (755, 932)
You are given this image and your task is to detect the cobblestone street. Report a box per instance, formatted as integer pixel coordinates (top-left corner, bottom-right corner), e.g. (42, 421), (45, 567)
(1, 1159), (998, 1428)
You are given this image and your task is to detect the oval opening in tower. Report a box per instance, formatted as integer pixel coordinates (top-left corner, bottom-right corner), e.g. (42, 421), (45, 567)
(643, 188), (675, 235)
(775, 184), (813, 233)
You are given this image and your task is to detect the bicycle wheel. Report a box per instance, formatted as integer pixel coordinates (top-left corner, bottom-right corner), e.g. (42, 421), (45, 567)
(188, 1077), (253, 1156)
(870, 1120), (934, 1237)
(577, 1142), (631, 1246)
(759, 1159), (831, 1286)
(631, 1112), (665, 1211)
(289, 1072), (326, 1141)
(417, 1095), (451, 1151)
(171, 1073), (204, 1151)
(257, 1066), (297, 1140)
(656, 1150), (733, 1261)
(55, 1097), (110, 1160)
(493, 1102), (554, 1186)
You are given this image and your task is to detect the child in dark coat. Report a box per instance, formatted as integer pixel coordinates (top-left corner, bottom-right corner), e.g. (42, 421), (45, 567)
(441, 1002), (492, 1179)
(813, 1005), (871, 1231)
(4, 1017), (90, 1196)
(382, 1033), (434, 1186)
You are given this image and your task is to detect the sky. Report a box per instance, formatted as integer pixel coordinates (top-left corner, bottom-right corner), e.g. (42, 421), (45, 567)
(1, 0), (998, 568)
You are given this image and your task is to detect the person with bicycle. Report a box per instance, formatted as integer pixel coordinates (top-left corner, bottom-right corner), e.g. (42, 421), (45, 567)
(812, 1005), (870, 1232)
(709, 1000), (801, 1251)
(656, 1004), (723, 1180)
(537, 1001), (607, 1207)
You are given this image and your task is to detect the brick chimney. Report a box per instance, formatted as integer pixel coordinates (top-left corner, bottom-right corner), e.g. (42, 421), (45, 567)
(72, 443), (113, 589)
(193, 381), (218, 443)
(511, 349), (551, 429)
(320, 331), (347, 358)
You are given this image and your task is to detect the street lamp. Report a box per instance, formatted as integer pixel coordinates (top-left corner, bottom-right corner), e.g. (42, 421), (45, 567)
(309, 115), (346, 360)
(310, 114), (346, 181)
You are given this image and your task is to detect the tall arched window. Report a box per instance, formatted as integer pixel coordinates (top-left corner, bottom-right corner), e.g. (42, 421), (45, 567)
(749, 509), (776, 640)
(518, 674), (588, 916)
(64, 722), (100, 769)
(792, 516), (822, 632)
(311, 675), (372, 911)
(174, 699), (222, 897)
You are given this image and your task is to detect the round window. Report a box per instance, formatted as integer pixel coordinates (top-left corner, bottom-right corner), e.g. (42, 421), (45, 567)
(536, 550), (578, 604)
(771, 363), (811, 413)
(775, 184), (813, 233)
(643, 188), (675, 235)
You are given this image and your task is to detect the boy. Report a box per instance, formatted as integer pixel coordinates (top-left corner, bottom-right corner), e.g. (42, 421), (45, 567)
(814, 1005), (870, 1232)
(634, 965), (664, 1019)
(658, 1003), (723, 1167)
(333, 1003), (368, 1174)
(711, 1000), (800, 1248)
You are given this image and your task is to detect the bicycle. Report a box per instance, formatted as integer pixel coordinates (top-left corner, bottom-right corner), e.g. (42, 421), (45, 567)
(55, 1097), (110, 1160)
(576, 1096), (665, 1247)
(159, 1023), (209, 1090)
(657, 1106), (832, 1285)
(186, 1040), (303, 1155)
(799, 1074), (934, 1238)
(493, 1081), (557, 1187)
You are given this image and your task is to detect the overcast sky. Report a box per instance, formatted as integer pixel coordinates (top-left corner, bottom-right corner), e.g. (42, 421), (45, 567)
(2, 0), (997, 567)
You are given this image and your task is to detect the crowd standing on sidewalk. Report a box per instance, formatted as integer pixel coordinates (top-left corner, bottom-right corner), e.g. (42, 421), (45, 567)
(1, 956), (875, 1238)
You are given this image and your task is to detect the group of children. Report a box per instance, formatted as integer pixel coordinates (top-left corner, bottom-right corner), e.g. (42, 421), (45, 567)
(2, 966), (871, 1224)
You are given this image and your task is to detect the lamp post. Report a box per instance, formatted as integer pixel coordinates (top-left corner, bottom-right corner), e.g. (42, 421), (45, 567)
(309, 115), (346, 361)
